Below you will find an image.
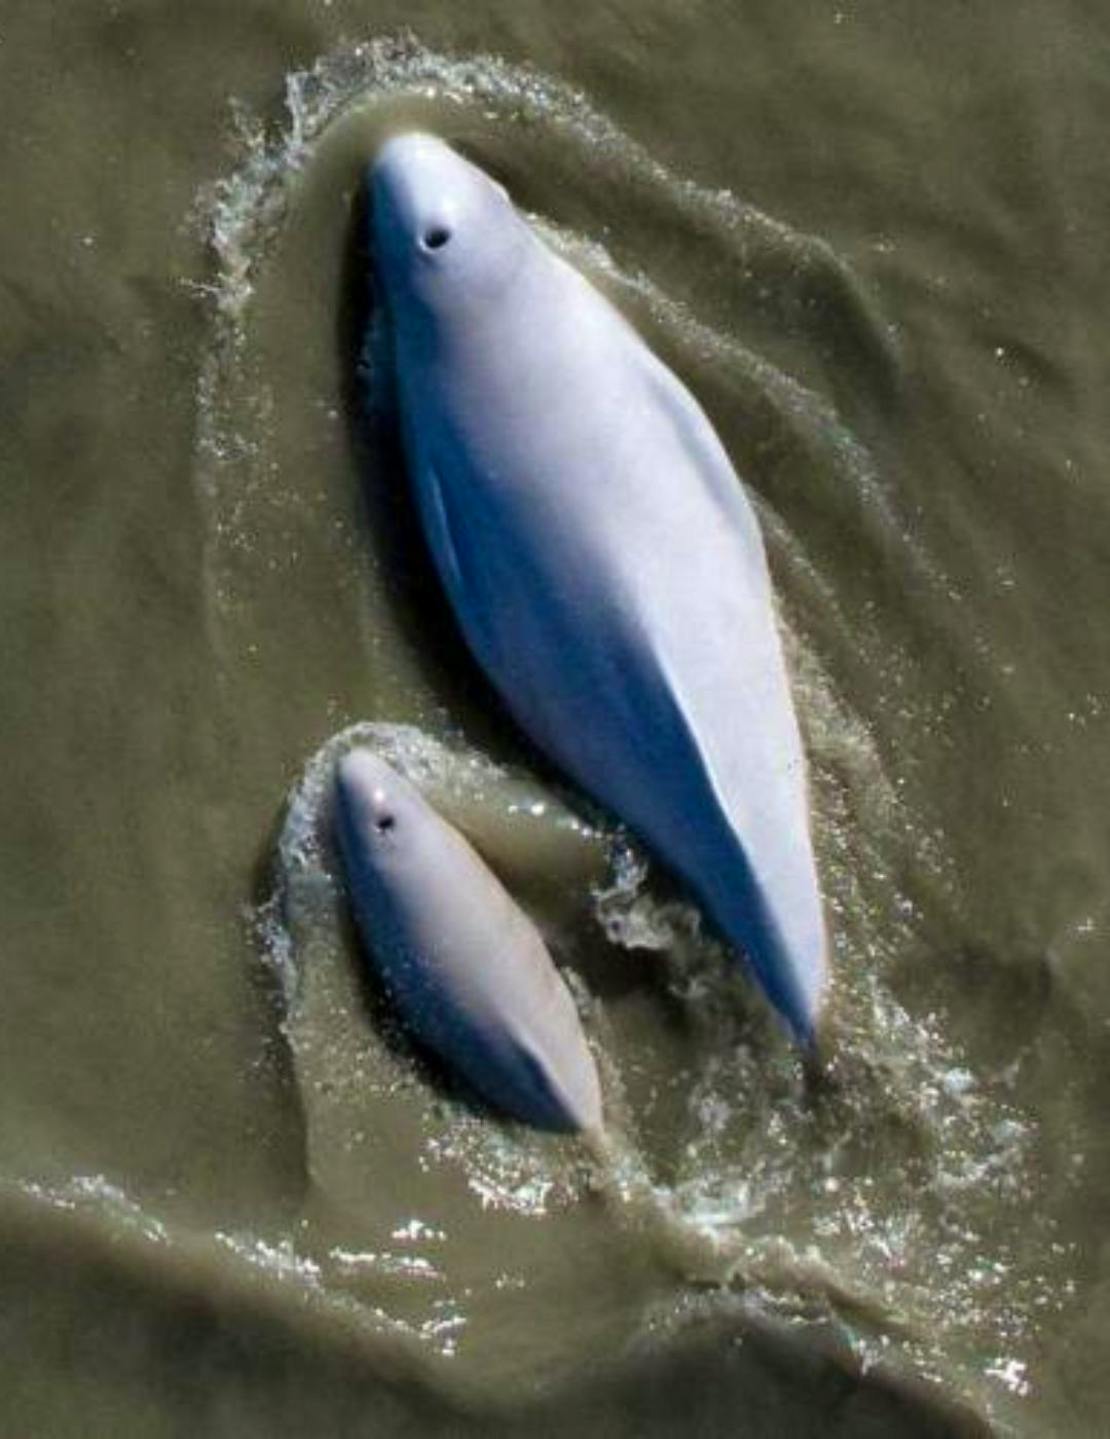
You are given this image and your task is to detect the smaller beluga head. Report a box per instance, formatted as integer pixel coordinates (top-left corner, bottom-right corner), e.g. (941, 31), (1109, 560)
(369, 132), (529, 322)
(333, 748), (435, 884)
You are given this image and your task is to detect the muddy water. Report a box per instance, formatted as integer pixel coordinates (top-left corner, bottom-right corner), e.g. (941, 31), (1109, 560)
(2, 6), (1108, 1436)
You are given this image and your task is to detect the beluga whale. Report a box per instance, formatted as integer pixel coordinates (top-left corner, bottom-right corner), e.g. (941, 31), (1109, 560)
(334, 748), (603, 1133)
(369, 133), (829, 1047)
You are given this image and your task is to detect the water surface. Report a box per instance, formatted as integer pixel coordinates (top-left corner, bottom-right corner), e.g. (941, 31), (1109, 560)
(2, 6), (1108, 1435)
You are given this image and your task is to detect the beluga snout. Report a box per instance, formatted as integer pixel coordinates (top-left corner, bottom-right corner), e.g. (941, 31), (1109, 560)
(369, 132), (529, 314)
(371, 133), (459, 251)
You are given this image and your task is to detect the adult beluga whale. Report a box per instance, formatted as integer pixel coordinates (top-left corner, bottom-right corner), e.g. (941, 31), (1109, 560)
(369, 133), (829, 1047)
(334, 748), (603, 1133)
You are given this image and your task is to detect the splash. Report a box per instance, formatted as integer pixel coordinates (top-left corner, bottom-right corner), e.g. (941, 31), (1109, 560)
(194, 36), (886, 329)
(263, 718), (1056, 1421)
(191, 34), (909, 588)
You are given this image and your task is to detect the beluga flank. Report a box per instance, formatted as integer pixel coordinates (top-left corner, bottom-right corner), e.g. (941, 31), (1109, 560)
(334, 748), (603, 1133)
(369, 133), (829, 1047)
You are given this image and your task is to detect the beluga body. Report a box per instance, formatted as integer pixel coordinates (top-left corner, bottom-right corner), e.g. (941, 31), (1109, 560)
(333, 749), (603, 1133)
(369, 133), (829, 1046)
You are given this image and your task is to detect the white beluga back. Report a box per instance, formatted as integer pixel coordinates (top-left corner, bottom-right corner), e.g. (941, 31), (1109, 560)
(333, 748), (603, 1133)
(370, 133), (829, 1047)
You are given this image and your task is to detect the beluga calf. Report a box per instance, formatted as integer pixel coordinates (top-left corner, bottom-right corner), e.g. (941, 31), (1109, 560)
(369, 133), (829, 1047)
(334, 749), (603, 1133)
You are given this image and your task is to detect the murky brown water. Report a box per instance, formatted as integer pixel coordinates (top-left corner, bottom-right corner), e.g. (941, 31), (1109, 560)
(2, 5), (1108, 1435)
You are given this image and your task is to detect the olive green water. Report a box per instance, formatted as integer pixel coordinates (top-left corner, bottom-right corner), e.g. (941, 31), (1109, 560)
(3, 4), (1109, 1436)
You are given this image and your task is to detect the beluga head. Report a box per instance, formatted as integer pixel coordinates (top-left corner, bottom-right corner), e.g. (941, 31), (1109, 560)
(334, 748), (431, 884)
(369, 133), (529, 325)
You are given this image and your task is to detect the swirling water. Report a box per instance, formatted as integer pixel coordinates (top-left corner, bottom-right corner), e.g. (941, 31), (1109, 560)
(3, 12), (1107, 1437)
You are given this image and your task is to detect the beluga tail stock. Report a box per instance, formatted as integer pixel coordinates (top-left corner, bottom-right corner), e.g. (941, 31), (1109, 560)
(369, 133), (829, 1048)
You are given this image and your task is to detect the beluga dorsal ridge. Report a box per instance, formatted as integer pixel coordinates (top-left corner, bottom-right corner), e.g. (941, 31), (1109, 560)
(369, 132), (830, 1048)
(333, 748), (603, 1133)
